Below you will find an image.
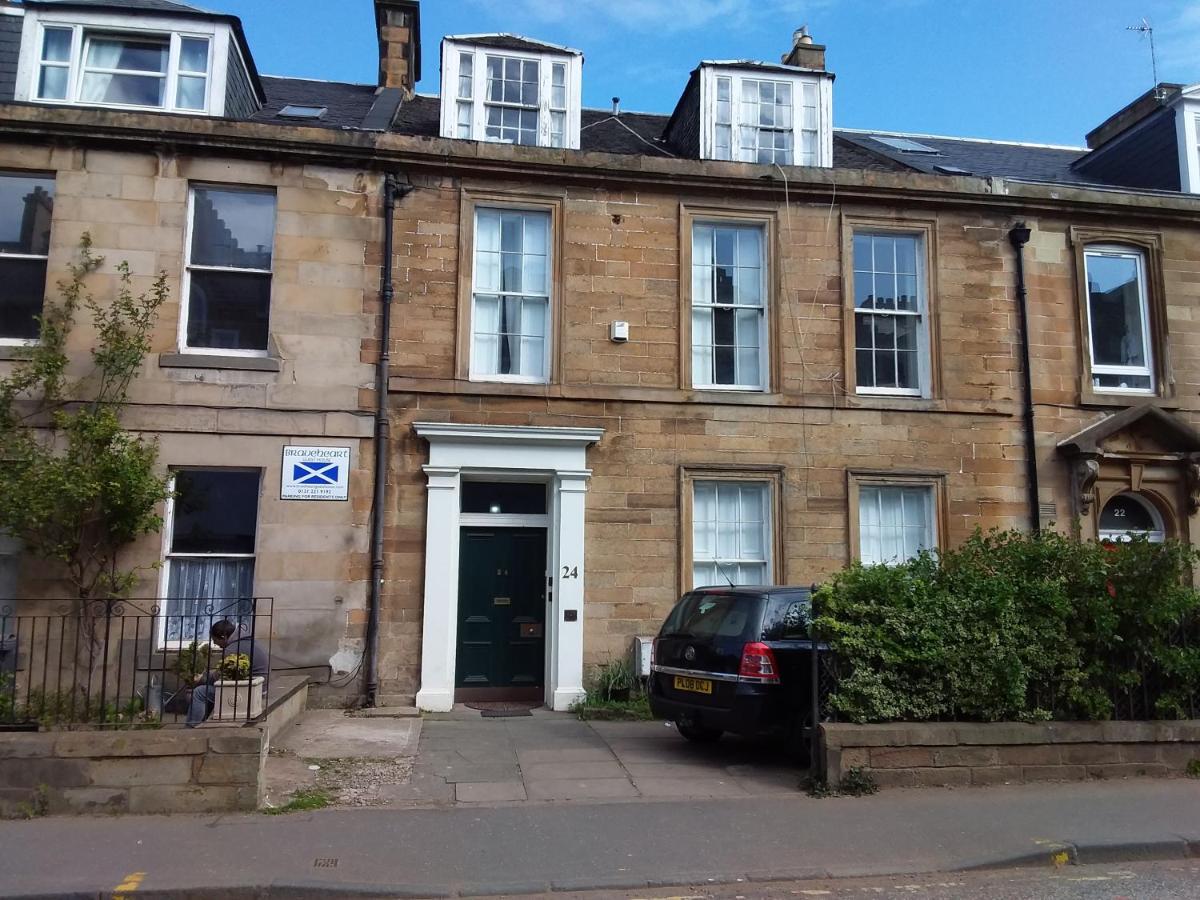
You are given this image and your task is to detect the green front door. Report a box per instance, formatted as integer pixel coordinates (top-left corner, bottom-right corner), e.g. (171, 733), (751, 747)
(456, 527), (547, 694)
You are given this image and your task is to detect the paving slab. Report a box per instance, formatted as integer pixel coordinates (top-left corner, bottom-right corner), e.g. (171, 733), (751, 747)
(525, 777), (641, 801)
(520, 760), (627, 781)
(516, 747), (616, 765)
(272, 709), (421, 759)
(454, 781), (528, 803)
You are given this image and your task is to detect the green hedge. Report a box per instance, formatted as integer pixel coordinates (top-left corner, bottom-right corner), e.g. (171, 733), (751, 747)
(813, 529), (1200, 723)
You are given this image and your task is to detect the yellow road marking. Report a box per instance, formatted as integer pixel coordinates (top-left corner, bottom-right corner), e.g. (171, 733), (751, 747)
(113, 870), (145, 899)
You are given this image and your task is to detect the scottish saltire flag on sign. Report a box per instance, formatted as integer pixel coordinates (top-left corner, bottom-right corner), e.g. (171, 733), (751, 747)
(281, 446), (351, 500)
(293, 461), (340, 485)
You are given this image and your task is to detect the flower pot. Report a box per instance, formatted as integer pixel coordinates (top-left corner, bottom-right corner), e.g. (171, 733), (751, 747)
(211, 675), (265, 721)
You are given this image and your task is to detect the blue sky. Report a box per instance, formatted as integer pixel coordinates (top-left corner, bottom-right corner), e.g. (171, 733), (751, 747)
(218, 0), (1200, 147)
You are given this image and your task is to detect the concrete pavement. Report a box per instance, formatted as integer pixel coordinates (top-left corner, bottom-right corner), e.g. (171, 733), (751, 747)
(2, 779), (1199, 897)
(377, 708), (800, 807)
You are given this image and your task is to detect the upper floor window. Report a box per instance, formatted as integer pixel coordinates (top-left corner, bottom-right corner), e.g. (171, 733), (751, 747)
(1084, 245), (1153, 393)
(702, 65), (830, 167)
(0, 173), (54, 344)
(691, 222), (767, 391)
(852, 232), (928, 397)
(470, 207), (551, 382)
(181, 186), (276, 355)
(440, 38), (582, 150)
(32, 25), (210, 112)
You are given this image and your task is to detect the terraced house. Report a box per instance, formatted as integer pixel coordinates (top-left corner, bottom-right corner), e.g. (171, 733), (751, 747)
(2, 0), (1200, 711)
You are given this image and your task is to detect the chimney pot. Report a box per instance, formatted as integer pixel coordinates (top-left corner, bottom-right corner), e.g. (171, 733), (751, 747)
(612, 96), (620, 116)
(782, 24), (826, 70)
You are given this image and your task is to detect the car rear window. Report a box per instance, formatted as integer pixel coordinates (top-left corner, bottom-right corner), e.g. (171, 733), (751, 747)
(761, 594), (812, 640)
(661, 592), (763, 641)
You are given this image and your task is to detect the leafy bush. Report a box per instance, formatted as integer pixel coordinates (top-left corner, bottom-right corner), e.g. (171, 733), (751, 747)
(814, 529), (1200, 723)
(172, 641), (212, 683)
(217, 653), (251, 682)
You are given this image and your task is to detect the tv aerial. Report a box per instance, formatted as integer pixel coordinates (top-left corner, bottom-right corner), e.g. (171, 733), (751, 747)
(1127, 18), (1164, 100)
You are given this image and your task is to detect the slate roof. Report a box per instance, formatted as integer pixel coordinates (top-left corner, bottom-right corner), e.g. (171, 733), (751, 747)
(243, 76), (1127, 188)
(837, 131), (1088, 184)
(253, 77), (382, 131)
(444, 34), (581, 56)
(26, 0), (213, 12)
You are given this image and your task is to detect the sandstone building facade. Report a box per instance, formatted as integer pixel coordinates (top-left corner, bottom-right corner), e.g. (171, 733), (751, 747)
(1, 0), (1198, 710)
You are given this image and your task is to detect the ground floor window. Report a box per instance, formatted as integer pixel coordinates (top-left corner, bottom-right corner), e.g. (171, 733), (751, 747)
(161, 468), (260, 644)
(851, 474), (941, 566)
(691, 480), (772, 588)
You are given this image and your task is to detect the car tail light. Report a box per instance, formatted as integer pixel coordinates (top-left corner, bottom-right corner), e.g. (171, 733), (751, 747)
(738, 642), (780, 683)
(651, 637), (658, 668)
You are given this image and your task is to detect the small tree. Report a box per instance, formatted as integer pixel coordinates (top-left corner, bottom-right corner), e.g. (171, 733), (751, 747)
(0, 234), (172, 606)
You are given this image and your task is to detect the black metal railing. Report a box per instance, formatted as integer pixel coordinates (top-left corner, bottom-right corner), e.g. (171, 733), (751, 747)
(0, 597), (273, 729)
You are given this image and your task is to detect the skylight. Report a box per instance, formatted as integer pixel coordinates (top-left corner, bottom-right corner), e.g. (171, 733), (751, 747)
(873, 135), (940, 154)
(279, 105), (327, 120)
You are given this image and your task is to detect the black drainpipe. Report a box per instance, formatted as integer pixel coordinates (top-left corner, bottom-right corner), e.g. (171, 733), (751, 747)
(1008, 222), (1041, 534)
(365, 173), (413, 707)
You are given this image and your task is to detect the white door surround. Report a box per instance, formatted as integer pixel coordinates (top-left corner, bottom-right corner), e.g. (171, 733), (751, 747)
(412, 422), (604, 712)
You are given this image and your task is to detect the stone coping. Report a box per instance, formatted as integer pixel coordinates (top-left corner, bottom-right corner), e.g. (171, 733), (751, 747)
(823, 720), (1200, 748)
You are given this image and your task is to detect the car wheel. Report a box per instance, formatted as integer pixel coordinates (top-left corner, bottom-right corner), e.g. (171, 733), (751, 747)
(676, 719), (722, 743)
(784, 716), (814, 767)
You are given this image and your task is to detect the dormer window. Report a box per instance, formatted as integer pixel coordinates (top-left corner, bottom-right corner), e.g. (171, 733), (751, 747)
(440, 36), (582, 150)
(699, 64), (831, 167)
(16, 4), (263, 118)
(31, 26), (209, 111)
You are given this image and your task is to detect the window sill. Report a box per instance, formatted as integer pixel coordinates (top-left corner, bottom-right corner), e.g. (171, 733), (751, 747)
(0, 344), (35, 361)
(159, 352), (281, 373)
(1079, 386), (1175, 410)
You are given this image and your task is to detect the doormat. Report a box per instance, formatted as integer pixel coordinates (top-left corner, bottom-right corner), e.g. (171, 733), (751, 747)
(465, 701), (540, 717)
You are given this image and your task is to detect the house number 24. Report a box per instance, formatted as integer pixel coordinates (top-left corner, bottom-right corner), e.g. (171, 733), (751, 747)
(561, 566), (579, 579)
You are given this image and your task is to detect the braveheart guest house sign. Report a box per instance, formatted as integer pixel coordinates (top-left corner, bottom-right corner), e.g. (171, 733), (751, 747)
(281, 446), (351, 501)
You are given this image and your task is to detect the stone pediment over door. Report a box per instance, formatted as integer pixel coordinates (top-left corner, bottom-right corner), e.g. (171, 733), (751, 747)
(1057, 403), (1200, 540)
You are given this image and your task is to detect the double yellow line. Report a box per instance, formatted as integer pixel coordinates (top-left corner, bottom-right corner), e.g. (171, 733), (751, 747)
(113, 870), (146, 899)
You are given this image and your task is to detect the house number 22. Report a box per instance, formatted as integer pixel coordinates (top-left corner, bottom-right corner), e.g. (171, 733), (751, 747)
(561, 565), (579, 579)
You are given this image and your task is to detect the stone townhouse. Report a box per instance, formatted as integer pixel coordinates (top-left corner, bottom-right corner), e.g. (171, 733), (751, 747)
(2, 0), (1200, 711)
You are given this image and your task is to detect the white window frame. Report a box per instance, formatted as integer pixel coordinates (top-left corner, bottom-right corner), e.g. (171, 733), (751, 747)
(179, 184), (276, 358)
(0, 171), (54, 347)
(155, 468), (260, 650)
(691, 480), (774, 589)
(15, 9), (232, 116)
(691, 220), (768, 392)
(852, 231), (930, 398)
(857, 483), (937, 566)
(700, 64), (832, 167)
(439, 39), (583, 150)
(1083, 244), (1155, 395)
(468, 205), (553, 384)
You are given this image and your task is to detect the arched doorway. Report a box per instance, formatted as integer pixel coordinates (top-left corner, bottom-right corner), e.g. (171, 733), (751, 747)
(1098, 492), (1166, 543)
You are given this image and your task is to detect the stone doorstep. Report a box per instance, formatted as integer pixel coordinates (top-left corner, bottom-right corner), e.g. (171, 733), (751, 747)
(351, 706), (421, 718)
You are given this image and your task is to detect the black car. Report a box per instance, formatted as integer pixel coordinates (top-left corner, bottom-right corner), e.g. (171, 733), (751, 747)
(648, 585), (826, 757)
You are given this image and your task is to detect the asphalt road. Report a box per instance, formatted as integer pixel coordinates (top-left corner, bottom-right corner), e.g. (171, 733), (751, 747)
(537, 860), (1200, 900)
(2, 780), (1200, 898)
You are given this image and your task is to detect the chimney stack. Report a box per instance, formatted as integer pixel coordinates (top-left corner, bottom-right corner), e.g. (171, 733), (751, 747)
(375, 0), (421, 94)
(782, 25), (826, 70)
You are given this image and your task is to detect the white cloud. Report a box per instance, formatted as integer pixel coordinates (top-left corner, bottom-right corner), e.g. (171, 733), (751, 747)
(464, 0), (822, 35)
(1153, 4), (1200, 79)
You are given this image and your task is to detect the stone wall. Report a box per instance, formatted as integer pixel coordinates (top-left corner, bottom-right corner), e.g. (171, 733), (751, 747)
(822, 721), (1200, 788)
(0, 726), (265, 816)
